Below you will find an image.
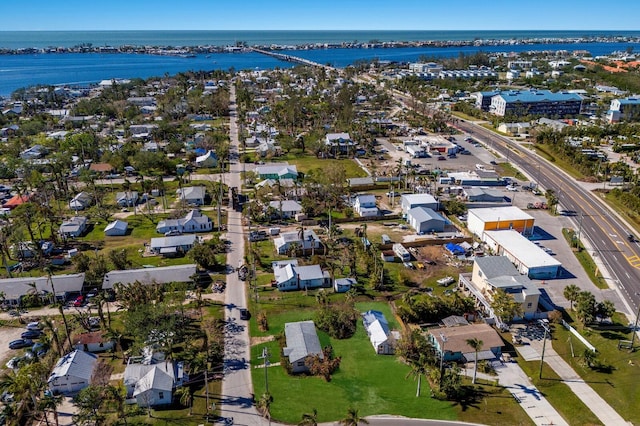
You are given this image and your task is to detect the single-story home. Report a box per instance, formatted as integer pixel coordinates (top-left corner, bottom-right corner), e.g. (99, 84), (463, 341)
(362, 310), (398, 355)
(407, 207), (446, 234)
(274, 229), (321, 255)
(69, 192), (93, 211)
(283, 321), (323, 374)
(268, 200), (303, 219)
(48, 350), (98, 395)
(156, 210), (212, 234)
(176, 186), (206, 206)
(149, 234), (197, 257)
(272, 260), (331, 291)
(59, 216), (88, 238)
(104, 220), (128, 236)
(255, 164), (298, 180)
(334, 277), (356, 293)
(102, 264), (197, 289)
(116, 191), (139, 207)
(0, 273), (85, 306)
(124, 359), (185, 407)
(195, 150), (218, 168)
(74, 331), (115, 353)
(429, 323), (504, 363)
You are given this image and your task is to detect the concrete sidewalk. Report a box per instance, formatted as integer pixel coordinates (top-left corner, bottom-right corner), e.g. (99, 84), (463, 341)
(494, 361), (568, 426)
(528, 339), (632, 425)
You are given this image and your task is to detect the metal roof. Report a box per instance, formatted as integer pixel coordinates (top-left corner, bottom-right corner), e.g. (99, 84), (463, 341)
(150, 234), (196, 249)
(102, 264), (197, 289)
(484, 230), (561, 269)
(49, 350), (98, 383)
(468, 206), (533, 222)
(283, 321), (323, 363)
(407, 206), (445, 224)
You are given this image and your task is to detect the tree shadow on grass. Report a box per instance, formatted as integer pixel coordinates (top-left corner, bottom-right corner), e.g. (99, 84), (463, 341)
(447, 385), (484, 411)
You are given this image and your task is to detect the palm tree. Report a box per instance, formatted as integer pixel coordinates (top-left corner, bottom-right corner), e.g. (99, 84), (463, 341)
(405, 354), (429, 397)
(466, 338), (484, 384)
(175, 386), (194, 415)
(339, 407), (369, 426)
(39, 392), (63, 426)
(40, 317), (62, 356)
(45, 268), (73, 349)
(563, 284), (580, 311)
(298, 408), (318, 426)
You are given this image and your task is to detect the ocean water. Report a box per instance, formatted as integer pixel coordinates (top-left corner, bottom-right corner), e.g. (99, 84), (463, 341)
(1, 30), (640, 96)
(2, 30), (640, 49)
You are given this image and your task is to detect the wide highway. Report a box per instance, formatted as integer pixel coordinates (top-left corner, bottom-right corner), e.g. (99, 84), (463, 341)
(455, 119), (640, 314)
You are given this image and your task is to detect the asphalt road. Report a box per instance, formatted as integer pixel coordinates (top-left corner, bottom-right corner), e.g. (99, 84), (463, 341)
(454, 120), (640, 315)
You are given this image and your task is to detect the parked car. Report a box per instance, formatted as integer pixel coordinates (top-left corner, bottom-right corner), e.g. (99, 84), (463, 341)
(31, 342), (49, 357)
(239, 308), (250, 320)
(437, 156), (446, 161)
(164, 230), (182, 236)
(9, 339), (33, 350)
(21, 330), (42, 339)
(5, 356), (25, 370)
(26, 321), (41, 331)
(73, 295), (85, 307)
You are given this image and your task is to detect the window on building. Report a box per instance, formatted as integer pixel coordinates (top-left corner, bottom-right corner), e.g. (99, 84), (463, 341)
(527, 302), (532, 308)
(159, 392), (164, 400)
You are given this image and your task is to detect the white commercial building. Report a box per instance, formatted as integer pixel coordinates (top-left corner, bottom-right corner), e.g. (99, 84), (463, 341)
(483, 230), (561, 279)
(467, 206), (535, 240)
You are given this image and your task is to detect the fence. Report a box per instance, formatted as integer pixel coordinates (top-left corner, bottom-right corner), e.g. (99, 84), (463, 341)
(561, 319), (596, 352)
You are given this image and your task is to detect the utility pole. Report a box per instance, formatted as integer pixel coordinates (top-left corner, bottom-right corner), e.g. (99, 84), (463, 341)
(259, 347), (270, 394)
(439, 332), (448, 386)
(630, 294), (640, 351)
(538, 319), (550, 379)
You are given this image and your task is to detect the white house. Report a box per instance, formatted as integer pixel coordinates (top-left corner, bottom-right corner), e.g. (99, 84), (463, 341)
(274, 229), (321, 255)
(362, 310), (397, 355)
(124, 359), (184, 407)
(59, 216), (88, 238)
(176, 186), (206, 206)
(407, 207), (446, 234)
(156, 210), (212, 234)
(269, 200), (303, 219)
(272, 260), (330, 291)
(353, 194), (378, 217)
(48, 350), (98, 395)
(149, 234), (197, 257)
(104, 220), (128, 236)
(325, 132), (355, 154)
(69, 192), (92, 211)
(283, 321), (323, 374)
(195, 150), (218, 168)
(116, 191), (139, 207)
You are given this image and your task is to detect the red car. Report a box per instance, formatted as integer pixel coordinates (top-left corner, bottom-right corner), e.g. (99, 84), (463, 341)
(73, 296), (85, 307)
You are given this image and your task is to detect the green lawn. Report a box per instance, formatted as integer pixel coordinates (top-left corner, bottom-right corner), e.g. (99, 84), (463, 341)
(282, 154), (368, 178)
(561, 229), (608, 289)
(249, 301), (456, 424)
(550, 316), (640, 424)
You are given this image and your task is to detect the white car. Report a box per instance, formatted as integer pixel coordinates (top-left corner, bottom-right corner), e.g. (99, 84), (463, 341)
(26, 321), (41, 331)
(506, 186), (518, 191)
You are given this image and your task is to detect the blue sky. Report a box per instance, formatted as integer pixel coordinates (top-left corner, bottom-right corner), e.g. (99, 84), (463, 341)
(1, 0), (638, 31)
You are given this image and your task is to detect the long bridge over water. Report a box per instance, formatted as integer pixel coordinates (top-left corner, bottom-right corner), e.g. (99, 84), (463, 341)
(250, 48), (338, 72)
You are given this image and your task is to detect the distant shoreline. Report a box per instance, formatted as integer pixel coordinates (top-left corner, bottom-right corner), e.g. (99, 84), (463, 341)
(2, 34), (640, 56)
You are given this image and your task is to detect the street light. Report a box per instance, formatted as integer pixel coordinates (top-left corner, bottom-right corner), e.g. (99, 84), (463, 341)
(538, 319), (551, 379)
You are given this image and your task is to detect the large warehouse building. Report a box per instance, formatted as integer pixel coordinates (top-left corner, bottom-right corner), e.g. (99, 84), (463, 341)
(484, 230), (561, 279)
(467, 206), (535, 239)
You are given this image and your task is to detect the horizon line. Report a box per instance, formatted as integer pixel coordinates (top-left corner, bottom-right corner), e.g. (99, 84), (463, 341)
(1, 29), (639, 32)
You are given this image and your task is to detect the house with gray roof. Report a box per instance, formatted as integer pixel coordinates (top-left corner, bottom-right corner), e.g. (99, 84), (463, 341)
(116, 191), (139, 207)
(325, 132), (355, 154)
(104, 220), (128, 236)
(354, 194), (378, 217)
(272, 260), (330, 291)
(59, 216), (88, 238)
(459, 256), (541, 322)
(69, 192), (93, 211)
(102, 264), (197, 289)
(48, 350), (98, 395)
(124, 358), (185, 407)
(407, 207), (446, 234)
(149, 234), (197, 257)
(283, 321), (323, 373)
(0, 273), (85, 306)
(273, 229), (321, 255)
(156, 209), (212, 234)
(176, 186), (206, 206)
(269, 200), (303, 219)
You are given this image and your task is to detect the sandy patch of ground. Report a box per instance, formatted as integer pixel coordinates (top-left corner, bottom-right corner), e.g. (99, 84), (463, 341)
(250, 335), (275, 347)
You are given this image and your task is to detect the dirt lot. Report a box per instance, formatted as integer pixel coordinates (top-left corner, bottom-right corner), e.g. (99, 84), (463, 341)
(0, 326), (31, 369)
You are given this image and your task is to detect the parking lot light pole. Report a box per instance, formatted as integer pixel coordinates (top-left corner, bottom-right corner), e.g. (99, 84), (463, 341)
(538, 319), (550, 379)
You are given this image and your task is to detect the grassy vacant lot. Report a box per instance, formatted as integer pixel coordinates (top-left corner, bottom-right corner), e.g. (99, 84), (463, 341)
(282, 154), (368, 178)
(551, 313), (640, 424)
(250, 301), (457, 424)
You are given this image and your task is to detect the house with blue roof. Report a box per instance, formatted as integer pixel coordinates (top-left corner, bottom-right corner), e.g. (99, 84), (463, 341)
(487, 90), (582, 117)
(607, 96), (640, 123)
